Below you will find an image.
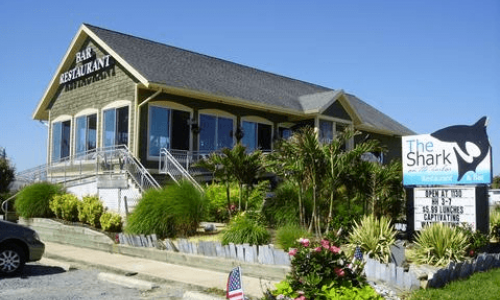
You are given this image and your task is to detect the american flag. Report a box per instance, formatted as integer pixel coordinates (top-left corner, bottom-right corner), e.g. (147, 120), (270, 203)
(227, 266), (244, 300)
(354, 246), (363, 261)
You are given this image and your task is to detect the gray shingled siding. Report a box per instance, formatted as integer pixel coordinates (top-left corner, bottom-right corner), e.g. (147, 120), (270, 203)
(322, 100), (352, 121)
(355, 131), (403, 163)
(48, 39), (137, 161)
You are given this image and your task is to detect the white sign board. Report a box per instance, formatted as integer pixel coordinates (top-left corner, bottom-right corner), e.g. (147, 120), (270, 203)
(414, 186), (476, 231)
(402, 117), (491, 186)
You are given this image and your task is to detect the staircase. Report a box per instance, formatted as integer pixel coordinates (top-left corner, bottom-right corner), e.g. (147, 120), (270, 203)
(4, 146), (161, 216)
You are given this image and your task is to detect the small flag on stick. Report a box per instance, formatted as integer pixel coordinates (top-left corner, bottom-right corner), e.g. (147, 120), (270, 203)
(227, 266), (244, 300)
(354, 246), (363, 261)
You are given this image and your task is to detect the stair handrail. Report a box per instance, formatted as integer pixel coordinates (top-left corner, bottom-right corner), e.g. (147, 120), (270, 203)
(159, 148), (203, 192)
(14, 145), (160, 192)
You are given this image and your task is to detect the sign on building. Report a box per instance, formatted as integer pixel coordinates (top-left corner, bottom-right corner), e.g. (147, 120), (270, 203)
(402, 117), (492, 186)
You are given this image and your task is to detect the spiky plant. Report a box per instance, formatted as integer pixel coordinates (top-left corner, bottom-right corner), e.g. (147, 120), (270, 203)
(347, 215), (396, 263)
(413, 223), (469, 267)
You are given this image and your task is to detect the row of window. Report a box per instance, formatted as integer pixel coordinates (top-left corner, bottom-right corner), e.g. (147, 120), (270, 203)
(51, 106), (129, 162)
(51, 103), (350, 163)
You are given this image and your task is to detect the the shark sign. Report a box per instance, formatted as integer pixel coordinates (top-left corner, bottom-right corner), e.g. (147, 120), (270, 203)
(402, 117), (492, 186)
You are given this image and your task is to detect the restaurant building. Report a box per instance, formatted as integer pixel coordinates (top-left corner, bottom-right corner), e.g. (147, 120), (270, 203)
(31, 24), (414, 212)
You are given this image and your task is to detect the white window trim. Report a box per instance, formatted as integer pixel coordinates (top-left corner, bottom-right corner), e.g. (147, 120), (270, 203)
(198, 109), (236, 151)
(50, 115), (72, 163)
(147, 102), (193, 161)
(101, 101), (131, 150)
(74, 109), (99, 157)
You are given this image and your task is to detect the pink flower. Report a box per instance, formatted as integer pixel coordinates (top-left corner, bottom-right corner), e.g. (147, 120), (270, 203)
(299, 238), (310, 247)
(314, 246), (322, 252)
(294, 295), (306, 300)
(288, 248), (298, 256)
(334, 267), (345, 277)
(330, 245), (341, 254)
(320, 239), (330, 249)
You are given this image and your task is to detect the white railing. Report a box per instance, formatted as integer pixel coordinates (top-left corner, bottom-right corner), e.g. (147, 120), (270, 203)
(159, 148), (204, 192)
(13, 145), (160, 193)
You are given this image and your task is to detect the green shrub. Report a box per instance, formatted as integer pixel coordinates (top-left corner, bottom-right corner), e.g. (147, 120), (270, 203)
(275, 224), (312, 251)
(125, 180), (207, 238)
(348, 215), (396, 264)
(78, 195), (104, 228)
(490, 208), (500, 241)
(221, 213), (270, 245)
(204, 182), (239, 222)
(100, 212), (123, 232)
(262, 181), (301, 227)
(15, 182), (65, 218)
(413, 223), (469, 267)
(269, 238), (369, 299)
(50, 194), (79, 221)
(457, 223), (490, 256)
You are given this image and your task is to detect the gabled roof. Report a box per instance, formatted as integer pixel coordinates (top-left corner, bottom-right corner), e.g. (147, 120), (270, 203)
(33, 23), (414, 136)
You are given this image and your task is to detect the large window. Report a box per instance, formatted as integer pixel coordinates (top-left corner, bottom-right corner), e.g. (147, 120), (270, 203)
(241, 120), (272, 151)
(148, 105), (190, 157)
(199, 114), (234, 151)
(75, 114), (96, 155)
(103, 106), (129, 148)
(52, 120), (71, 162)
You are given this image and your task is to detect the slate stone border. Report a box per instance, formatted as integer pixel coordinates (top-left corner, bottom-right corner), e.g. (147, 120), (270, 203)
(363, 252), (500, 291)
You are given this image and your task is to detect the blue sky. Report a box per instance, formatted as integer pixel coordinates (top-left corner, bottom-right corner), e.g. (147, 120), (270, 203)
(1, 0), (499, 176)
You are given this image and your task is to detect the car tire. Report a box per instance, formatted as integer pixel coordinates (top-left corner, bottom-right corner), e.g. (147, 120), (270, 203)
(0, 243), (26, 276)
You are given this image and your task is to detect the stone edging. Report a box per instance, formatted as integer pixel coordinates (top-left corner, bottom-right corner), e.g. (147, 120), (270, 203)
(363, 253), (500, 291)
(19, 218), (289, 281)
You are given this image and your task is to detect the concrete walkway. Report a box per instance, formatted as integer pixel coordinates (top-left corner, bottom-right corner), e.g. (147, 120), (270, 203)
(43, 242), (278, 298)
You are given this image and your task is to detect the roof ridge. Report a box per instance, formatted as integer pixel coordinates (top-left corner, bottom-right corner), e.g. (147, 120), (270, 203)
(83, 23), (334, 93)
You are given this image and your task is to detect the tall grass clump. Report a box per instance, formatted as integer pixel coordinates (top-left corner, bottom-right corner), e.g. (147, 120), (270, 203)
(262, 181), (301, 227)
(125, 180), (207, 238)
(275, 224), (312, 251)
(222, 213), (270, 245)
(15, 182), (65, 218)
(413, 222), (469, 267)
(125, 188), (174, 238)
(348, 215), (396, 263)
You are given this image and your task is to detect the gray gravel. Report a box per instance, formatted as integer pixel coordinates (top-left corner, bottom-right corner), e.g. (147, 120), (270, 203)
(0, 262), (186, 300)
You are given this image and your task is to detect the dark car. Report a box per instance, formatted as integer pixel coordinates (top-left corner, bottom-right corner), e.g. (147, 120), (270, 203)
(0, 220), (45, 275)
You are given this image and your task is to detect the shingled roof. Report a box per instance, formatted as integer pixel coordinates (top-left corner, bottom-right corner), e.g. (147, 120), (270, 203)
(35, 24), (414, 136)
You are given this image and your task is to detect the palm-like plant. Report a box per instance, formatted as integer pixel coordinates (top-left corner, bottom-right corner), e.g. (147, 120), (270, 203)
(322, 127), (381, 234)
(221, 143), (265, 211)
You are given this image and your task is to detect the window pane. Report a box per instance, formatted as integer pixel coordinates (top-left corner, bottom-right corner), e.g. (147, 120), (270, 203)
(87, 114), (97, 151)
(242, 121), (256, 151)
(199, 114), (216, 151)
(75, 116), (86, 155)
(103, 109), (116, 147)
(61, 121), (71, 159)
(116, 106), (129, 146)
(258, 123), (272, 150)
(149, 106), (170, 156)
(279, 127), (292, 139)
(319, 120), (333, 144)
(52, 122), (62, 162)
(171, 110), (190, 151)
(217, 117), (234, 149)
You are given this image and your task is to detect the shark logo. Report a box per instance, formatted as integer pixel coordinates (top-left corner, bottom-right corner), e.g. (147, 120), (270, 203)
(430, 117), (490, 181)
